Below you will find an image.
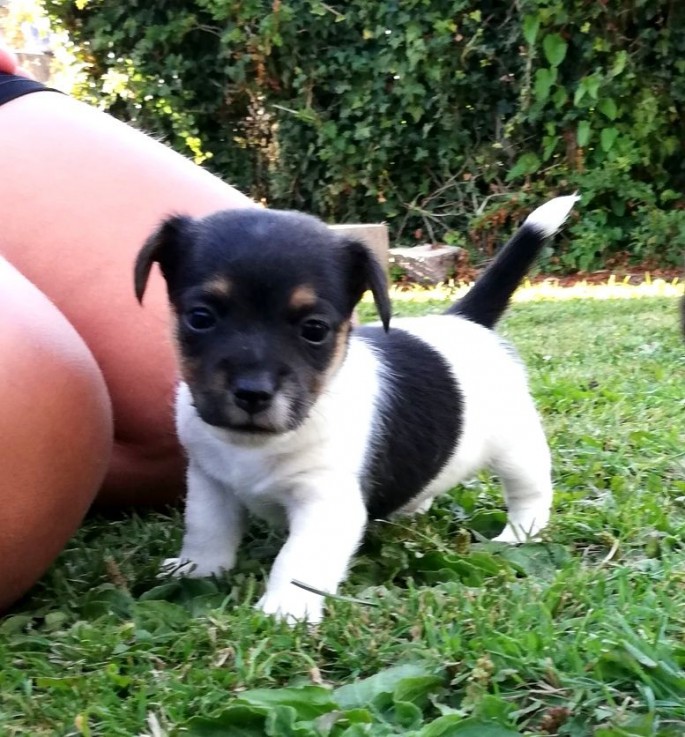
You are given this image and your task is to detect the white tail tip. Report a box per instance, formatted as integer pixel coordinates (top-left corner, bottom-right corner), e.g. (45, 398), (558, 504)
(524, 193), (580, 238)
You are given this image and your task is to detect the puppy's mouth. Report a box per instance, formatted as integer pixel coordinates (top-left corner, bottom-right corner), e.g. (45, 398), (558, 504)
(214, 418), (281, 435)
(191, 390), (305, 437)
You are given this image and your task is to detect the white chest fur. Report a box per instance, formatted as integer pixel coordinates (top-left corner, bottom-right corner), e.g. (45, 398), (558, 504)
(175, 337), (382, 521)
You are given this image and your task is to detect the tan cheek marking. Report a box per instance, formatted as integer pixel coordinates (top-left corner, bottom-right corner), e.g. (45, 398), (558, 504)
(311, 320), (351, 395)
(171, 316), (226, 395)
(202, 276), (233, 298)
(289, 284), (318, 310)
(330, 320), (351, 377)
(179, 356), (201, 386)
(170, 315), (199, 385)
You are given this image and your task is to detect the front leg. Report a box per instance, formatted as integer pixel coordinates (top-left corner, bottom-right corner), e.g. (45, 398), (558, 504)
(258, 477), (367, 624)
(161, 461), (245, 578)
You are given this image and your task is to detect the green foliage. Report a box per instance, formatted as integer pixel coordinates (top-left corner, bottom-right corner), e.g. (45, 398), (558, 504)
(46, 0), (685, 270)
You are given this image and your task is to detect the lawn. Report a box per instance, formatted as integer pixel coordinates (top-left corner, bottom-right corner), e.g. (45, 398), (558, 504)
(1, 284), (683, 737)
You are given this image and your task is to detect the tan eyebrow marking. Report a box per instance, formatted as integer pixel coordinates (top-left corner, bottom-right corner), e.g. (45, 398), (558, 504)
(201, 276), (233, 298)
(289, 284), (318, 310)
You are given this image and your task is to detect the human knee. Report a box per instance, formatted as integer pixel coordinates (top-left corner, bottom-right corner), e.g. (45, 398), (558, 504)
(0, 268), (113, 610)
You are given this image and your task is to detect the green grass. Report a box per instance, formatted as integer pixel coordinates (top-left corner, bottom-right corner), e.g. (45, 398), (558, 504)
(1, 291), (684, 737)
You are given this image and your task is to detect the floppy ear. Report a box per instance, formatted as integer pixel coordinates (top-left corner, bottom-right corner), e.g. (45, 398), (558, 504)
(339, 238), (392, 331)
(134, 215), (192, 303)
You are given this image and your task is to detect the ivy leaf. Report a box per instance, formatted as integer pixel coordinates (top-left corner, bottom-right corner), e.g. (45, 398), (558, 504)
(600, 127), (619, 152)
(552, 86), (568, 109)
(598, 98), (618, 120)
(505, 152), (541, 181)
(534, 67), (557, 103)
(522, 15), (540, 45)
(542, 34), (568, 67)
(575, 75), (602, 106)
(577, 121), (591, 147)
(610, 49), (628, 77)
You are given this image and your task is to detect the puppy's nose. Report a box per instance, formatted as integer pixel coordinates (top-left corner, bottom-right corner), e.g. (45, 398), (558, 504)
(233, 376), (275, 415)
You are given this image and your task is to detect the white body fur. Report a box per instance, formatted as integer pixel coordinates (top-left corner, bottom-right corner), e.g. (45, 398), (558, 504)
(167, 313), (551, 622)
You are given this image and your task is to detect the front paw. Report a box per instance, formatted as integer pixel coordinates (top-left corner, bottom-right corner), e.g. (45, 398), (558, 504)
(158, 556), (230, 579)
(492, 522), (543, 544)
(257, 585), (325, 625)
(493, 509), (550, 544)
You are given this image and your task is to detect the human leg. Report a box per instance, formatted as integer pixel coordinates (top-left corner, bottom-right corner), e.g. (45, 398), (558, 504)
(0, 257), (112, 610)
(0, 83), (255, 505)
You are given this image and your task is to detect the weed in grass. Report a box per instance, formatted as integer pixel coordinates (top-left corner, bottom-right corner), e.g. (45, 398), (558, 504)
(1, 287), (683, 736)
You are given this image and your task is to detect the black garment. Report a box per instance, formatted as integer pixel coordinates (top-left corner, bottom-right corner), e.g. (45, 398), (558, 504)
(0, 73), (54, 106)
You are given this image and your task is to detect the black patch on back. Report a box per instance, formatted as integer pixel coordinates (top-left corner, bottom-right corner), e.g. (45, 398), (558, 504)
(357, 326), (463, 519)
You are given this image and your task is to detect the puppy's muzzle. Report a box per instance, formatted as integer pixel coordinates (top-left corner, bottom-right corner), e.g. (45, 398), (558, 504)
(232, 373), (276, 415)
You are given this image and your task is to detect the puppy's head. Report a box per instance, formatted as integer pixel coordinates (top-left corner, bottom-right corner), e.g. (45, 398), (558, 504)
(135, 208), (390, 436)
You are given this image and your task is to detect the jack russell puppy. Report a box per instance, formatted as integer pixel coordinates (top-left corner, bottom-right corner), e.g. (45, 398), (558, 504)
(135, 194), (578, 623)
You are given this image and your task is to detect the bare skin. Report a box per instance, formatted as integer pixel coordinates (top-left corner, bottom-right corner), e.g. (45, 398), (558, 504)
(0, 51), (255, 609)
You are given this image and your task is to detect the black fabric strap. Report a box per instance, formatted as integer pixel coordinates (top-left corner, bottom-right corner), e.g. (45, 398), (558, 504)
(0, 73), (59, 106)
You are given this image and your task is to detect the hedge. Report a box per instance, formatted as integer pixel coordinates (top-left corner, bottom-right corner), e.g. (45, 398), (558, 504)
(47, 0), (685, 271)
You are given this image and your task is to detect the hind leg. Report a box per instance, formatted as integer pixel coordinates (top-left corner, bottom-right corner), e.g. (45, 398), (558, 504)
(489, 421), (553, 543)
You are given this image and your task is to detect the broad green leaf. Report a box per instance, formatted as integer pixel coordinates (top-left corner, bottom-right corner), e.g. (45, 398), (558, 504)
(340, 725), (386, 737)
(543, 34), (568, 67)
(408, 105), (424, 123)
(534, 68), (557, 103)
(140, 577), (223, 615)
(577, 121), (591, 147)
(334, 664), (430, 710)
(542, 135), (557, 161)
(575, 75), (601, 105)
(505, 152), (541, 181)
(79, 584), (133, 620)
(552, 86), (568, 109)
(522, 15), (539, 45)
(393, 674), (444, 707)
(418, 715), (523, 737)
(0, 614), (32, 634)
(598, 98), (618, 120)
(412, 550), (509, 586)
(265, 705), (312, 736)
(238, 686), (337, 720)
(601, 127), (619, 152)
(471, 694), (517, 724)
(586, 76), (601, 100)
(595, 711), (655, 736)
(186, 705), (266, 737)
(314, 708), (373, 736)
(495, 543), (570, 578)
(392, 700), (423, 728)
(611, 49), (628, 77)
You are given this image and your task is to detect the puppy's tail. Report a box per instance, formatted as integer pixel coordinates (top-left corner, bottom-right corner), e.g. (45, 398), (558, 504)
(448, 194), (579, 328)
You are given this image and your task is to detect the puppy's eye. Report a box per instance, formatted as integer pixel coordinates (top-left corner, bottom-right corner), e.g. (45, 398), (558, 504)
(184, 307), (217, 332)
(300, 319), (330, 344)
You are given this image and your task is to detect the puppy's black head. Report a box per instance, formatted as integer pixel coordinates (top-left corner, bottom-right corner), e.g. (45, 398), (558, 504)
(135, 208), (390, 435)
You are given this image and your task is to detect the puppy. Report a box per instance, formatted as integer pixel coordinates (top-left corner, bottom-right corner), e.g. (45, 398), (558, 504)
(135, 195), (578, 623)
